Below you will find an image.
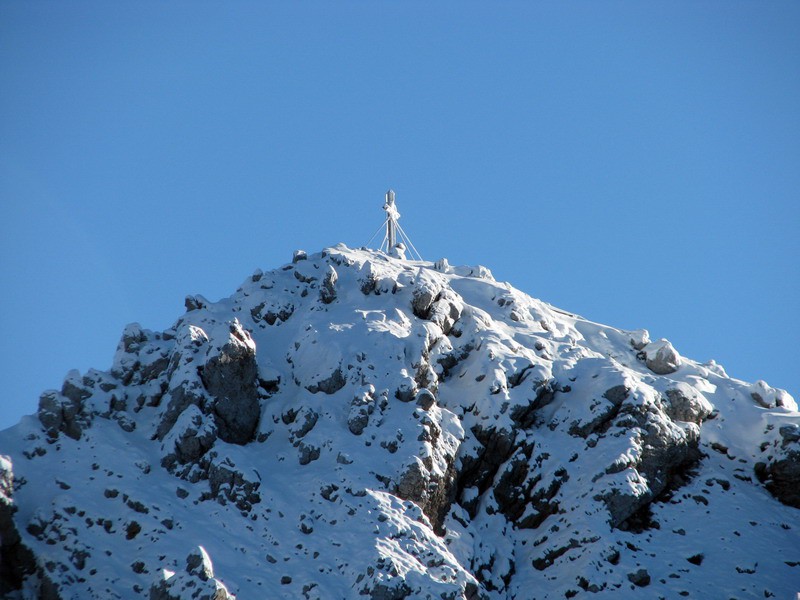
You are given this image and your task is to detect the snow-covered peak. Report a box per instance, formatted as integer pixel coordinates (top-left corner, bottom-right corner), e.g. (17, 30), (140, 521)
(0, 244), (798, 599)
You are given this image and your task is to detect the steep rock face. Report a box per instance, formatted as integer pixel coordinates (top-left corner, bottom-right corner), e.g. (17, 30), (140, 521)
(0, 244), (798, 600)
(200, 321), (260, 445)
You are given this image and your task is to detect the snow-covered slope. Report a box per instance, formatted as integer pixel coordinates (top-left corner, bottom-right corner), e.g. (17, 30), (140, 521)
(1, 245), (798, 599)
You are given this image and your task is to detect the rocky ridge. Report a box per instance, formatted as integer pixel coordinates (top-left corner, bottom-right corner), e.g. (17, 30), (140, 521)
(0, 244), (798, 599)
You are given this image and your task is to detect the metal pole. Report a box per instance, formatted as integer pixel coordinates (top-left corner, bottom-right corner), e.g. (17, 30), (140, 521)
(384, 190), (397, 250)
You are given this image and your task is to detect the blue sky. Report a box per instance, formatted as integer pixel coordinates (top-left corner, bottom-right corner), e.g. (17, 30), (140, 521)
(1, 2), (798, 429)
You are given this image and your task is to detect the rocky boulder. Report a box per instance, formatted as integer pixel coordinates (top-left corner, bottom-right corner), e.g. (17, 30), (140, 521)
(641, 339), (682, 375)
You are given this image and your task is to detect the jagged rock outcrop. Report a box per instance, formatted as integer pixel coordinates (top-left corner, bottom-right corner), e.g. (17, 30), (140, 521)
(149, 547), (235, 600)
(200, 321), (260, 445)
(1, 244), (797, 600)
(37, 370), (95, 441)
(756, 423), (800, 508)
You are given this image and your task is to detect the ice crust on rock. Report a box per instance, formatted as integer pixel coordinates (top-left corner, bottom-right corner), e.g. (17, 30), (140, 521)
(0, 244), (798, 600)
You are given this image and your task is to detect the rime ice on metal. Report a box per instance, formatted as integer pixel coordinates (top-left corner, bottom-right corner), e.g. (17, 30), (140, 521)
(384, 190), (399, 251)
(367, 189), (423, 260)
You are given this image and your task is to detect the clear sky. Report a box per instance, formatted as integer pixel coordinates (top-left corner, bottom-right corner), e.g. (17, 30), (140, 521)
(1, 2), (798, 429)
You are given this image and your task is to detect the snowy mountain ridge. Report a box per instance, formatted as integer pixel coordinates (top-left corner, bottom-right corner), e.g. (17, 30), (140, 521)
(1, 244), (798, 599)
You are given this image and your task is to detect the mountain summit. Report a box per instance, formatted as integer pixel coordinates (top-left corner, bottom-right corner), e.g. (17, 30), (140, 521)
(1, 245), (798, 599)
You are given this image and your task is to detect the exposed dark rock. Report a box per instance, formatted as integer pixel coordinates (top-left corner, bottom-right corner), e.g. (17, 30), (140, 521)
(687, 553), (704, 565)
(456, 425), (517, 519)
(156, 382), (208, 442)
(357, 261), (379, 295)
(415, 389), (436, 410)
(297, 443), (321, 465)
(202, 323), (261, 445)
(186, 547), (214, 581)
(779, 424), (800, 445)
(756, 445), (800, 509)
(290, 408), (319, 439)
(348, 389), (375, 435)
(184, 295), (206, 312)
(493, 446), (534, 522)
(627, 568), (650, 587)
(320, 265), (338, 304)
(637, 418), (702, 504)
(37, 386), (91, 441)
(532, 539), (581, 571)
(205, 458), (261, 511)
(510, 379), (558, 429)
(169, 413), (216, 467)
(125, 520), (141, 540)
(368, 581), (412, 600)
(428, 291), (462, 335)
(293, 268), (317, 284)
(251, 302), (295, 325)
(0, 457), (38, 596)
(306, 367), (346, 395)
(568, 386), (629, 439)
(394, 378), (417, 403)
(149, 546), (235, 600)
(119, 323), (148, 354)
(606, 420), (701, 527)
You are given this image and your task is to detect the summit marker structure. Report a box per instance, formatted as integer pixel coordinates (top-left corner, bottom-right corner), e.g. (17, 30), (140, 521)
(369, 189), (423, 260)
(384, 190), (399, 252)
